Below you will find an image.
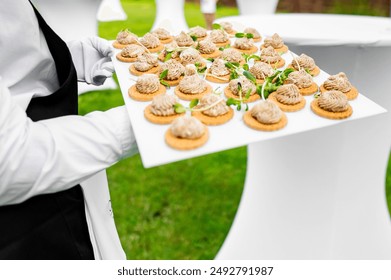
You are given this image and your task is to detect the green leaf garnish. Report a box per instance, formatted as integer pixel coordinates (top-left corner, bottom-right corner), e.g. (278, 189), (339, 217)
(230, 71), (239, 80)
(243, 70), (256, 84)
(159, 69), (168, 80)
(173, 103), (186, 114)
(160, 79), (170, 88)
(197, 66), (207, 74)
(212, 23), (222, 30)
(235, 33), (245, 38)
(164, 52), (173, 62)
(245, 88), (252, 100)
(207, 58), (215, 62)
(246, 33), (254, 39)
(242, 63), (249, 71)
(189, 99), (199, 109)
(190, 35), (198, 42)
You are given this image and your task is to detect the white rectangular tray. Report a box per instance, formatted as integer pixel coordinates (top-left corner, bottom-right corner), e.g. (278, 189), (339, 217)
(112, 42), (386, 168)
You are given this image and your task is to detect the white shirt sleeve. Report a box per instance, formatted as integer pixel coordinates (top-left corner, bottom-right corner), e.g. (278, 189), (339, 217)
(0, 78), (138, 206)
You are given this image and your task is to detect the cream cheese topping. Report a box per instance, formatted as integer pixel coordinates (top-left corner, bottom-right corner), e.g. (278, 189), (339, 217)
(134, 53), (159, 72)
(178, 74), (207, 94)
(150, 94), (178, 116)
(197, 94), (230, 117)
(161, 59), (185, 80)
(120, 44), (145, 58)
(263, 33), (284, 49)
(243, 27), (261, 39)
(209, 29), (230, 44)
(260, 46), (281, 64)
(234, 37), (255, 50)
(184, 64), (197, 76)
(170, 116), (205, 139)
(209, 59), (230, 76)
(286, 69), (313, 89)
(221, 48), (243, 64)
(189, 26), (208, 38)
(250, 62), (274, 80)
(318, 90), (349, 112)
(116, 30), (138, 45)
(275, 84), (302, 105)
(140, 33), (161, 49)
(323, 72), (352, 93)
(161, 41), (180, 59)
(229, 76), (256, 96)
(220, 21), (234, 33)
(179, 48), (203, 66)
(292, 54), (316, 71)
(198, 39), (217, 54)
(135, 74), (160, 94)
(175, 31), (194, 47)
(152, 28), (171, 40)
(251, 100), (282, 124)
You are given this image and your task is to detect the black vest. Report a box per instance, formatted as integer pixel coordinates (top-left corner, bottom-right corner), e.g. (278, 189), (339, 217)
(0, 4), (94, 259)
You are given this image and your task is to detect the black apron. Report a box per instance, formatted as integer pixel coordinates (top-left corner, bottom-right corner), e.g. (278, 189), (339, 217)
(0, 3), (94, 260)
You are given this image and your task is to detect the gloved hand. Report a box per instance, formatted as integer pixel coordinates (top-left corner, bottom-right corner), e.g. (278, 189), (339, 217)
(67, 37), (114, 86)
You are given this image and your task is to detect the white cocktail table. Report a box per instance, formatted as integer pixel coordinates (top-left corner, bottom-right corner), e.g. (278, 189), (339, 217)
(214, 14), (391, 259)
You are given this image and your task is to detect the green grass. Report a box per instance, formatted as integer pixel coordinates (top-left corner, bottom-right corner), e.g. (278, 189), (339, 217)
(79, 0), (391, 259)
(80, 0), (241, 260)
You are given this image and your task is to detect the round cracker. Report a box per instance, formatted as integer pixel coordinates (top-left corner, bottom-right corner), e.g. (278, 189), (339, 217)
(310, 99), (353, 120)
(213, 40), (231, 47)
(165, 126), (209, 150)
(112, 41), (130, 49)
(196, 36), (208, 41)
(259, 58), (285, 69)
(252, 37), (262, 43)
(287, 64), (320, 77)
(128, 84), (166, 101)
(160, 37), (174, 44)
(261, 44), (289, 54)
(116, 53), (138, 63)
(162, 76), (183, 87)
(233, 45), (258, 55)
(205, 74), (230, 84)
(200, 49), (222, 59)
(129, 65), (161, 76)
(174, 84), (213, 101)
(268, 92), (306, 112)
(191, 107), (234, 125)
(224, 87), (260, 103)
(320, 85), (358, 100)
(298, 82), (319, 96)
(144, 105), (184, 124)
(145, 44), (165, 53)
(243, 110), (288, 131)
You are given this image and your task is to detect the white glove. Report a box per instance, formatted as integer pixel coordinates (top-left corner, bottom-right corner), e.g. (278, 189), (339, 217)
(67, 37), (114, 86)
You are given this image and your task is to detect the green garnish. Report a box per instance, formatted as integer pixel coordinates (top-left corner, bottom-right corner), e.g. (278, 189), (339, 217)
(159, 69), (170, 88)
(235, 32), (254, 39)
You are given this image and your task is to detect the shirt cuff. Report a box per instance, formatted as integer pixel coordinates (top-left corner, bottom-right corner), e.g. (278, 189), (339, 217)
(99, 105), (138, 159)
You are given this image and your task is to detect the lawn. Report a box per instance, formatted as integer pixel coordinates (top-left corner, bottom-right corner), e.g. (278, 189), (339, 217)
(78, 0), (391, 259)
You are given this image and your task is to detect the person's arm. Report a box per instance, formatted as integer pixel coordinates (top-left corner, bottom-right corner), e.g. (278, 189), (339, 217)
(0, 78), (138, 206)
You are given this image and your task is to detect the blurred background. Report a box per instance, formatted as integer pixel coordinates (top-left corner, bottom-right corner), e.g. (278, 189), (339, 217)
(74, 0), (391, 259)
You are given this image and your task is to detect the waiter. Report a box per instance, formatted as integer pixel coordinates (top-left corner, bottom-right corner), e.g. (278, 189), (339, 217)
(0, 0), (137, 259)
